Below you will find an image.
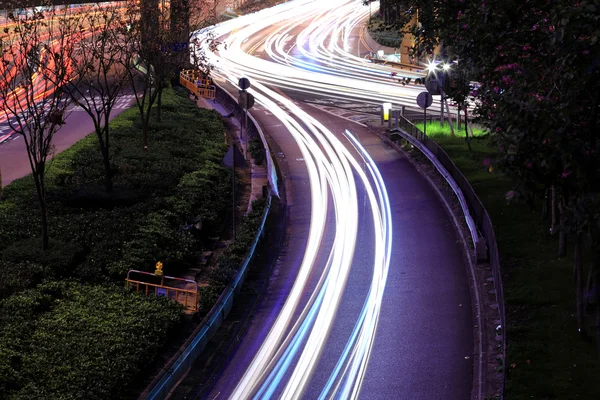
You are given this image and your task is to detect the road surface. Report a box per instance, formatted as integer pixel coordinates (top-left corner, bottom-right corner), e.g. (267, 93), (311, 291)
(174, 1), (474, 399)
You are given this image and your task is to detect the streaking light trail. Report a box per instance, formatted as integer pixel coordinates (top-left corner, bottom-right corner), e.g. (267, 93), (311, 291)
(193, 1), (398, 398)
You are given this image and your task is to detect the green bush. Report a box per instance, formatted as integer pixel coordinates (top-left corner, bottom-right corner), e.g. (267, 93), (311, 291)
(0, 88), (233, 397)
(0, 88), (230, 291)
(109, 210), (196, 277)
(196, 197), (268, 317)
(2, 238), (84, 277)
(0, 281), (183, 399)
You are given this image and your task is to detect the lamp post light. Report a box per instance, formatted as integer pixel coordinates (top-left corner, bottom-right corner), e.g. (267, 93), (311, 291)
(424, 59), (453, 128)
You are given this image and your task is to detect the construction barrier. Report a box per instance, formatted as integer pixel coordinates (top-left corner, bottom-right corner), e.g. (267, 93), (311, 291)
(179, 69), (216, 100)
(126, 269), (199, 312)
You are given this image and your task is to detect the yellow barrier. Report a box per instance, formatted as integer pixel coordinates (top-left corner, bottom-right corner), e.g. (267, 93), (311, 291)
(179, 70), (216, 100)
(126, 269), (199, 312)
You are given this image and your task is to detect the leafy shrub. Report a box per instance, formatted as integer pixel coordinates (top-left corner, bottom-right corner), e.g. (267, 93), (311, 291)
(108, 210), (196, 277)
(0, 88), (233, 398)
(249, 135), (265, 164)
(2, 238), (84, 277)
(0, 281), (183, 399)
(0, 261), (50, 299)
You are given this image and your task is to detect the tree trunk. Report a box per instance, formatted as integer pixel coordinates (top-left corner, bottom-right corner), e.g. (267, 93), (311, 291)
(446, 98), (455, 136)
(558, 208), (567, 258)
(143, 123), (149, 151)
(551, 185), (557, 234)
(102, 145), (113, 193)
(542, 186), (549, 221)
(40, 196), (49, 250)
(156, 85), (163, 123)
(142, 107), (152, 151)
(464, 107), (472, 151)
(592, 254), (600, 355)
(575, 233), (586, 338)
(32, 170), (49, 250)
(97, 128), (113, 193)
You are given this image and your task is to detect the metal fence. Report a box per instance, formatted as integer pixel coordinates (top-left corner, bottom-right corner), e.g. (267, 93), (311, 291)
(397, 115), (507, 398)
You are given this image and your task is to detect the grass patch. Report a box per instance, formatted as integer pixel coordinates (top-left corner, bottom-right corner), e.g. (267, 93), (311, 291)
(415, 121), (488, 137)
(0, 88), (232, 398)
(432, 134), (600, 398)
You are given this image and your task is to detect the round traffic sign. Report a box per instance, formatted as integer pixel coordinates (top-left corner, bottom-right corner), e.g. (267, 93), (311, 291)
(238, 77), (251, 90)
(238, 91), (255, 110)
(417, 91), (433, 109)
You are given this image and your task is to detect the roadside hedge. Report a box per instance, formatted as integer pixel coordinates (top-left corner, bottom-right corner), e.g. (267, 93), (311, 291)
(0, 281), (183, 399)
(0, 88), (233, 398)
(0, 88), (231, 296)
(199, 197), (268, 314)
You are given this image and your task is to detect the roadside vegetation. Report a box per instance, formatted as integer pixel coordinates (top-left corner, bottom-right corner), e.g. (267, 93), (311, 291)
(366, 16), (404, 49)
(375, 0), (600, 397)
(0, 89), (233, 398)
(428, 132), (600, 398)
(414, 121), (487, 138)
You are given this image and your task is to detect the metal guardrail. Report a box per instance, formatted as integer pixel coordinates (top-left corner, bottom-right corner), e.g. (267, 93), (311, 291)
(391, 115), (506, 398)
(140, 80), (278, 400)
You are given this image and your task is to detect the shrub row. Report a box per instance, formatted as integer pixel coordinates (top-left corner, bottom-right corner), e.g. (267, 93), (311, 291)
(199, 197), (268, 314)
(0, 89), (231, 296)
(0, 88), (233, 398)
(0, 281), (183, 399)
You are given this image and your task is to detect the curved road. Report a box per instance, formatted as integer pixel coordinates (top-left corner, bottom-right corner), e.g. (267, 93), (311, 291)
(175, 1), (474, 399)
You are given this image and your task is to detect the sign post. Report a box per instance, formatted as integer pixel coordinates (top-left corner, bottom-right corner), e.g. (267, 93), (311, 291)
(238, 78), (255, 159)
(416, 91), (433, 137)
(232, 77), (254, 241)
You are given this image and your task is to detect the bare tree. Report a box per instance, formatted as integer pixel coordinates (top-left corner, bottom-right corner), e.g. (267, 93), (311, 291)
(64, 3), (130, 193)
(119, 0), (161, 150)
(118, 0), (219, 151)
(0, 6), (80, 249)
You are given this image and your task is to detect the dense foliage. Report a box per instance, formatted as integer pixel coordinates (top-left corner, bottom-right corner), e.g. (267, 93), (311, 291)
(199, 197), (269, 314)
(0, 89), (233, 397)
(0, 281), (183, 399)
(378, 0), (600, 396)
(0, 89), (230, 297)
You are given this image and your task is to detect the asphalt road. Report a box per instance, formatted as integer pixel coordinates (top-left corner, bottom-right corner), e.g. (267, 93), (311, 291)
(189, 95), (473, 399)
(169, 2), (476, 398)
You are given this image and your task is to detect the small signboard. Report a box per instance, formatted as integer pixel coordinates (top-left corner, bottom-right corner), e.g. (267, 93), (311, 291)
(156, 287), (167, 297)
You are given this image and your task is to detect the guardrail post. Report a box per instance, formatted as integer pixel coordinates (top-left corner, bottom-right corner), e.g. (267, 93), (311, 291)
(475, 237), (488, 262)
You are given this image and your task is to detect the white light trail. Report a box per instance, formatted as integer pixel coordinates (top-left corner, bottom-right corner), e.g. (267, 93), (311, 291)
(192, 1), (399, 397)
